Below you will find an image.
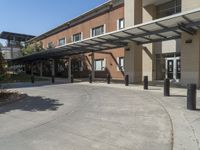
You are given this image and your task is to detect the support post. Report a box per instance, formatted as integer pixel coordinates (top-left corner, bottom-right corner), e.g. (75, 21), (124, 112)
(31, 63), (34, 84)
(51, 59), (55, 83)
(144, 76), (148, 90)
(68, 57), (72, 83)
(164, 78), (170, 96)
(107, 74), (111, 84)
(39, 61), (43, 77)
(91, 52), (95, 81)
(187, 84), (197, 110)
(89, 74), (92, 83)
(125, 75), (129, 86)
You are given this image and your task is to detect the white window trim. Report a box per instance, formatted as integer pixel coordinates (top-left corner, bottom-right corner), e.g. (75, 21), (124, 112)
(47, 42), (53, 49)
(117, 57), (125, 71)
(72, 32), (83, 42)
(94, 59), (106, 71)
(117, 18), (125, 30)
(117, 19), (119, 31)
(58, 37), (66, 46)
(90, 24), (106, 37)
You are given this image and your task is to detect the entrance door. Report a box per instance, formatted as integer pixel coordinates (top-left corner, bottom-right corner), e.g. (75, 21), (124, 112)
(176, 59), (181, 79)
(167, 60), (174, 79)
(165, 57), (181, 81)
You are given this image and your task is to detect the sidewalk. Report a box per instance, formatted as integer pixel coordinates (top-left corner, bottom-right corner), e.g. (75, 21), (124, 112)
(77, 82), (200, 150)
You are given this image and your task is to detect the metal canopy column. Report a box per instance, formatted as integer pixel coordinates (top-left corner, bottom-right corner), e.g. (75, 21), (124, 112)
(39, 61), (43, 77)
(68, 57), (72, 83)
(91, 52), (95, 81)
(51, 59), (55, 77)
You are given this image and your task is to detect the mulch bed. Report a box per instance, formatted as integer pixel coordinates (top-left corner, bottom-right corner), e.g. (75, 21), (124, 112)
(0, 90), (27, 106)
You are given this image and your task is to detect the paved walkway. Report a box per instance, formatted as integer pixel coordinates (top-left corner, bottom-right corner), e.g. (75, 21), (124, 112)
(0, 81), (199, 150)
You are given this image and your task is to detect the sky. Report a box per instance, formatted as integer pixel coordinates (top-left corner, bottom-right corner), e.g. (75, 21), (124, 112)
(0, 0), (107, 45)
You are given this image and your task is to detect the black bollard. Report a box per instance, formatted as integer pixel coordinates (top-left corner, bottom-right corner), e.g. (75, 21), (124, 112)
(51, 76), (55, 83)
(125, 75), (129, 86)
(164, 78), (170, 96)
(71, 75), (74, 83)
(31, 75), (35, 84)
(144, 76), (148, 90)
(107, 74), (111, 84)
(187, 84), (197, 110)
(89, 74), (92, 83)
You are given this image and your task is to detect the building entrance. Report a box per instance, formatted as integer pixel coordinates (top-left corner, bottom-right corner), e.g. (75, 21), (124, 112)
(165, 57), (181, 81)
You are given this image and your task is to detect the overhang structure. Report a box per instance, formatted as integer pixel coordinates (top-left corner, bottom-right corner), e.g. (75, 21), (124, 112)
(12, 8), (200, 64)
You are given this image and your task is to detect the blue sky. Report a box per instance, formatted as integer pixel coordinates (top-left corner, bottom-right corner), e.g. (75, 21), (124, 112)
(0, 0), (107, 45)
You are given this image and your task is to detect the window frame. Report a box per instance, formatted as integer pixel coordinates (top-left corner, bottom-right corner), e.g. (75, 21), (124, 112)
(117, 18), (125, 30)
(91, 24), (106, 37)
(47, 42), (53, 49)
(72, 32), (83, 42)
(94, 59), (106, 71)
(117, 57), (125, 71)
(58, 37), (66, 46)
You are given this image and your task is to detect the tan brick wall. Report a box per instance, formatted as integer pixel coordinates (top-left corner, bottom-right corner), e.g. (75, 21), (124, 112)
(182, 0), (200, 12)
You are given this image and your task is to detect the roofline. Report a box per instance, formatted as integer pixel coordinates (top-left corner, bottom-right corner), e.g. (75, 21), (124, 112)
(29, 0), (116, 43)
(12, 8), (200, 63)
(56, 7), (200, 48)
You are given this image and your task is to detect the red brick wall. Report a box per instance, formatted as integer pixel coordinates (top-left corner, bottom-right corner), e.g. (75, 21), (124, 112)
(39, 5), (125, 79)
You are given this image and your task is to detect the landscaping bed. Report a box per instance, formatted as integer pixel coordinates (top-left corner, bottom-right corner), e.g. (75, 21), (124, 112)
(0, 73), (47, 83)
(0, 90), (26, 106)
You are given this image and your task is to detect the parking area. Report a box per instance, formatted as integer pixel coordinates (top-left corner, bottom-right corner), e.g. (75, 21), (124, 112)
(0, 82), (199, 150)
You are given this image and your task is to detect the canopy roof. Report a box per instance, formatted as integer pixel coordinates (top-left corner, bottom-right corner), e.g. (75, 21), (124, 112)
(0, 31), (35, 41)
(12, 8), (200, 63)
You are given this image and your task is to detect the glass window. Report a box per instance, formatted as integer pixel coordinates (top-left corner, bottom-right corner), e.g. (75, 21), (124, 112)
(118, 57), (124, 71)
(95, 59), (105, 71)
(73, 33), (82, 42)
(72, 60), (83, 72)
(118, 18), (125, 30)
(58, 38), (65, 46)
(47, 42), (53, 49)
(92, 25), (105, 37)
(157, 0), (181, 19)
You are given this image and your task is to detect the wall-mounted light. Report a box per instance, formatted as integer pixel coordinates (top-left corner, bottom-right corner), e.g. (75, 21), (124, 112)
(125, 48), (130, 51)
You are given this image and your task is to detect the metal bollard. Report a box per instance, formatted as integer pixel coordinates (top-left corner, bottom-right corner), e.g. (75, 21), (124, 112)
(31, 75), (35, 84)
(144, 76), (148, 90)
(187, 84), (196, 110)
(107, 74), (111, 84)
(89, 74), (92, 83)
(125, 75), (129, 86)
(51, 76), (55, 83)
(71, 75), (74, 83)
(164, 78), (170, 96)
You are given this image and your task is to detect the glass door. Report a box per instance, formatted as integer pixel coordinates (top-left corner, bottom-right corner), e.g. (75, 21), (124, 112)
(167, 59), (174, 79)
(165, 57), (181, 81)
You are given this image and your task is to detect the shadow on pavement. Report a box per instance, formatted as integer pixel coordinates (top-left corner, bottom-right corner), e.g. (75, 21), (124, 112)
(0, 95), (64, 114)
(171, 95), (187, 98)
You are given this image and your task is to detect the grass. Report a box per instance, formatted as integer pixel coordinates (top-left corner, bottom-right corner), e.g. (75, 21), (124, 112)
(0, 73), (47, 83)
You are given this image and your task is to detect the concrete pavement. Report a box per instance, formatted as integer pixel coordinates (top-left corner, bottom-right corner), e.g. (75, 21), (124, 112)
(0, 81), (199, 150)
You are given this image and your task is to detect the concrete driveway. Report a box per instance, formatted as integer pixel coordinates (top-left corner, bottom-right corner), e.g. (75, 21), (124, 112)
(0, 82), (173, 150)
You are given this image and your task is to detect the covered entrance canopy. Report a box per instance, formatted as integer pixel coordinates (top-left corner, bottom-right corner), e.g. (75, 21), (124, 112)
(12, 8), (200, 64)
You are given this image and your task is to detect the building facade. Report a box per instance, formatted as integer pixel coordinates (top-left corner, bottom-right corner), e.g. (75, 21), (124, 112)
(29, 0), (200, 87)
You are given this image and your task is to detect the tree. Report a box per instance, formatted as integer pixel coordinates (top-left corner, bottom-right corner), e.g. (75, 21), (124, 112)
(21, 41), (43, 56)
(0, 42), (3, 48)
(0, 51), (6, 74)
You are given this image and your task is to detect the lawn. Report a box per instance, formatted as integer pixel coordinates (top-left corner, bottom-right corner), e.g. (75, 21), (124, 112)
(0, 73), (48, 83)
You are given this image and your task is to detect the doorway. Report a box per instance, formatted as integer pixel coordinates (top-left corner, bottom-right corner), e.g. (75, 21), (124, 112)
(165, 57), (181, 81)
